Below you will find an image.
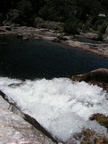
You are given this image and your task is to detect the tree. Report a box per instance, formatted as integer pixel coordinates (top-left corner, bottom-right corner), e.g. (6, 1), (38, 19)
(17, 0), (34, 25)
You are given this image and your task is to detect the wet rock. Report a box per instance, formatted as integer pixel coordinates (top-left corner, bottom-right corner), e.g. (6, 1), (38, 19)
(0, 90), (9, 102)
(9, 82), (23, 87)
(69, 68), (108, 144)
(82, 32), (98, 40)
(72, 68), (108, 82)
(89, 81), (108, 92)
(67, 129), (108, 144)
(57, 34), (68, 41)
(24, 114), (58, 143)
(0, 95), (10, 109)
(90, 114), (108, 129)
(71, 68), (108, 91)
(0, 26), (11, 32)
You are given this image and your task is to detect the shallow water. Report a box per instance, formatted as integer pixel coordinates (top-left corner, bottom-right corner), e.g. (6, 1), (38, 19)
(0, 37), (108, 80)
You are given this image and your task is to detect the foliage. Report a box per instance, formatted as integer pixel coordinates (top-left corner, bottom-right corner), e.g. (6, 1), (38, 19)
(99, 23), (107, 34)
(0, 0), (108, 34)
(30, 0), (44, 13)
(88, 16), (108, 34)
(63, 18), (81, 34)
(16, 0), (34, 25)
(0, 13), (4, 25)
(97, 22), (107, 41)
(97, 32), (103, 41)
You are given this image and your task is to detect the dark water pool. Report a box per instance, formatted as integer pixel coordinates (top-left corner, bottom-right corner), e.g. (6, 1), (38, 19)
(0, 37), (108, 80)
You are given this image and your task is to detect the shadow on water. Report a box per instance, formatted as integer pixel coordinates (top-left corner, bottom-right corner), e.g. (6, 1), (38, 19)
(0, 36), (108, 80)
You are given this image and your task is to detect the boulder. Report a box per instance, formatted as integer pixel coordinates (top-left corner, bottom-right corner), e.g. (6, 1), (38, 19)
(71, 68), (108, 82)
(71, 68), (108, 92)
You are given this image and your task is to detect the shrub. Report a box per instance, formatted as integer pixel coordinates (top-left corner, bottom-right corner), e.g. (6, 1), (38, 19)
(97, 32), (103, 41)
(63, 19), (81, 34)
(39, 6), (49, 20)
(0, 13), (3, 25)
(16, 0), (34, 25)
(92, 17), (105, 31)
(99, 23), (107, 34)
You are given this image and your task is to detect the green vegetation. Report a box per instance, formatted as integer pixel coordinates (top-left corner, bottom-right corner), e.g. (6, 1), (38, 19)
(0, 0), (108, 35)
(16, 0), (34, 25)
(0, 13), (4, 25)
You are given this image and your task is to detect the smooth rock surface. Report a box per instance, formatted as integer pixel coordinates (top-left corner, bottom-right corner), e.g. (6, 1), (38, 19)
(0, 96), (56, 144)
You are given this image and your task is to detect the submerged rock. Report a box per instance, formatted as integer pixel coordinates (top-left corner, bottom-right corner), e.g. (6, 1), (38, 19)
(90, 114), (108, 130)
(67, 129), (108, 144)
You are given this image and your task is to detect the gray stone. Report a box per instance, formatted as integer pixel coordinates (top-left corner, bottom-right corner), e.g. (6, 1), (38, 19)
(0, 96), (56, 144)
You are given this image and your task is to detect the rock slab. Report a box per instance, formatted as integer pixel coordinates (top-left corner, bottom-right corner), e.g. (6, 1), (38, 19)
(0, 96), (56, 144)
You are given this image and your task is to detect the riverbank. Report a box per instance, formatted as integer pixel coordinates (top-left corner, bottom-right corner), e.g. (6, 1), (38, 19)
(0, 26), (108, 58)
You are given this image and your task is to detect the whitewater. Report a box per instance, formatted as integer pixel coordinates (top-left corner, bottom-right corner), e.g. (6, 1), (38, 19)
(0, 77), (108, 142)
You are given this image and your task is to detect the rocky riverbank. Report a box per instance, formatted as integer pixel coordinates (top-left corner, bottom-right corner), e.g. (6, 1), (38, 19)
(0, 25), (108, 58)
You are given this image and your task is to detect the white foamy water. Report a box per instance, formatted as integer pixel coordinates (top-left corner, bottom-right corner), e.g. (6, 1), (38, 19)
(0, 77), (108, 142)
